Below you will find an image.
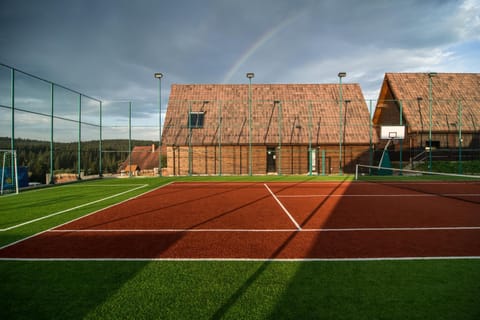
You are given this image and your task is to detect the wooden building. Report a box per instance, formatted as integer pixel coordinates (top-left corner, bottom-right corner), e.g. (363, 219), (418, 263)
(118, 145), (159, 176)
(162, 84), (376, 175)
(373, 73), (480, 160)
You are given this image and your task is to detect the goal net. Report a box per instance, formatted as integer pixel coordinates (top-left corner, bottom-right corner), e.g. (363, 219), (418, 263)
(1, 150), (19, 195)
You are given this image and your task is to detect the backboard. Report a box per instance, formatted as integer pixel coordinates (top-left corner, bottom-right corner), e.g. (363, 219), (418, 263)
(380, 126), (405, 140)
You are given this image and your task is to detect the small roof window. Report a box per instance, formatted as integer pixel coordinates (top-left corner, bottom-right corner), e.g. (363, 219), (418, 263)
(188, 112), (204, 128)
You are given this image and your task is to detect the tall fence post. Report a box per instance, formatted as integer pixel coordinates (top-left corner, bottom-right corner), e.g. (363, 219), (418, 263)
(277, 100), (282, 176)
(50, 84), (54, 184)
(128, 101), (132, 177)
(218, 100), (222, 176)
(369, 100), (373, 168)
(399, 100), (403, 174)
(308, 101), (313, 176)
(248, 81), (253, 176)
(188, 101), (192, 176)
(10, 68), (15, 168)
(77, 94), (82, 180)
(99, 101), (103, 177)
(458, 99), (463, 174)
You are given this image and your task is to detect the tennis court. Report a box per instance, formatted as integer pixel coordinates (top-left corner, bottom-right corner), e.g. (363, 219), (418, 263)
(1, 181), (480, 260)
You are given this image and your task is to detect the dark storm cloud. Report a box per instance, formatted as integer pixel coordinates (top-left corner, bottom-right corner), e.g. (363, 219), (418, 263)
(0, 0), (478, 132)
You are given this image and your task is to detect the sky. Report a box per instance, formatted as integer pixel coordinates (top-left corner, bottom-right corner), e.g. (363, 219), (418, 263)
(1, 0), (479, 140)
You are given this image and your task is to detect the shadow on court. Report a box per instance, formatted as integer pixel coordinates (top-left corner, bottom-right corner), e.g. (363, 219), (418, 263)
(210, 177), (350, 319)
(264, 180), (480, 319)
(209, 179), (480, 319)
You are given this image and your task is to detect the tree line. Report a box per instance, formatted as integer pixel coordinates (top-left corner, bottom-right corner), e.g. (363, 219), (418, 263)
(0, 137), (156, 183)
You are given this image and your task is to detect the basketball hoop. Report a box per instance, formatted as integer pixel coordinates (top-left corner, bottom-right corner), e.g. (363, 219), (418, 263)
(378, 126), (405, 168)
(381, 126), (405, 140)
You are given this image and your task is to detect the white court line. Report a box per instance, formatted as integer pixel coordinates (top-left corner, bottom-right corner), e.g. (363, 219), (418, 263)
(1, 256), (480, 262)
(301, 226), (480, 232)
(0, 182), (174, 251)
(264, 183), (301, 230)
(0, 184), (148, 232)
(278, 194), (480, 198)
(48, 226), (480, 233)
(50, 228), (300, 233)
(65, 184), (149, 187)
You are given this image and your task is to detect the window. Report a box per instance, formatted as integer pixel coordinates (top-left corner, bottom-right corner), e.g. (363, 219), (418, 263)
(188, 112), (205, 128)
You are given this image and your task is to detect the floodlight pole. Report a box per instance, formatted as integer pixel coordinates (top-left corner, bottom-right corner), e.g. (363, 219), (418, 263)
(308, 101), (313, 176)
(99, 101), (103, 177)
(246, 72), (254, 176)
(458, 100), (463, 174)
(399, 100), (403, 174)
(428, 72), (437, 172)
(128, 101), (132, 178)
(154, 72), (163, 176)
(275, 100), (282, 176)
(338, 72), (346, 175)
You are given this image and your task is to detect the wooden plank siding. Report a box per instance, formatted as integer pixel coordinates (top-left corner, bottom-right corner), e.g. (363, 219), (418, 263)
(163, 84), (376, 175)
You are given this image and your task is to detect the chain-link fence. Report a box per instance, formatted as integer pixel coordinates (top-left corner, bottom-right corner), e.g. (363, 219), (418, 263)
(162, 99), (376, 176)
(101, 100), (162, 177)
(375, 98), (480, 174)
(0, 63), (167, 184)
(0, 63), (102, 184)
(2, 63), (479, 182)
(162, 97), (479, 176)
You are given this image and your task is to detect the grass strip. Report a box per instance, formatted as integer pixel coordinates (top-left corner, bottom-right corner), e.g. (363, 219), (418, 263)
(0, 260), (479, 319)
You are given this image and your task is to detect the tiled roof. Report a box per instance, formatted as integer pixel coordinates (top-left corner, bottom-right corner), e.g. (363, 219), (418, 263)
(163, 84), (375, 146)
(123, 164), (139, 172)
(119, 145), (159, 171)
(373, 73), (480, 132)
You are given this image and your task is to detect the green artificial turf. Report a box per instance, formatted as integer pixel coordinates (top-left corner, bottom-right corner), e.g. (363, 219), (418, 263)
(1, 176), (479, 319)
(0, 178), (170, 247)
(0, 260), (479, 319)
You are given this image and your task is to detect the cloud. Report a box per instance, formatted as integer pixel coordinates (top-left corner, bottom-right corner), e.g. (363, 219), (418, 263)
(1, 0), (479, 140)
(456, 0), (480, 40)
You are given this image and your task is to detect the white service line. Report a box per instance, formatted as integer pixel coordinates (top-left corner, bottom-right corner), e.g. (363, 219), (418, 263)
(48, 226), (480, 233)
(0, 184), (148, 232)
(264, 184), (301, 230)
(278, 194), (480, 198)
(49, 228), (300, 233)
(301, 226), (480, 232)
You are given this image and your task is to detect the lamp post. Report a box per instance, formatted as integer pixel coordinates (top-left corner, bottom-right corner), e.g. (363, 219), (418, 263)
(428, 72), (437, 172)
(246, 72), (254, 176)
(338, 72), (346, 175)
(275, 100), (282, 175)
(154, 72), (163, 176)
(458, 100), (463, 174)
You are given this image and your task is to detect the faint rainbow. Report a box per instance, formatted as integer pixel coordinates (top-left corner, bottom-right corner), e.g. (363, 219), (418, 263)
(222, 11), (306, 83)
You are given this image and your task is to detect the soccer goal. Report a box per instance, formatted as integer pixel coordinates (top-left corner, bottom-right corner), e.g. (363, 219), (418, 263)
(1, 150), (19, 195)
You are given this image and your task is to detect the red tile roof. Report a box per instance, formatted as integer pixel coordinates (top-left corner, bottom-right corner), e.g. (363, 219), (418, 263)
(163, 84), (375, 146)
(374, 73), (480, 132)
(118, 145), (159, 171)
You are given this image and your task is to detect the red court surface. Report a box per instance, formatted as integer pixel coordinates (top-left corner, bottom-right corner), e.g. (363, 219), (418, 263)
(1, 181), (480, 260)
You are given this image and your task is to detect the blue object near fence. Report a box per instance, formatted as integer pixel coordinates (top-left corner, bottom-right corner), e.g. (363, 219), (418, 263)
(1, 167), (29, 189)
